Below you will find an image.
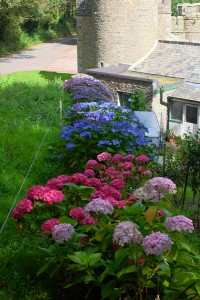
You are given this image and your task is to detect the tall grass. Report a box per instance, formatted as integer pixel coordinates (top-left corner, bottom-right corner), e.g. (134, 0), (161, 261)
(0, 71), (71, 299)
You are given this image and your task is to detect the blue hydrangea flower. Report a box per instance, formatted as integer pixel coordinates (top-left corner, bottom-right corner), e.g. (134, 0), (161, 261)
(97, 140), (111, 146)
(80, 132), (92, 138)
(66, 143), (75, 149)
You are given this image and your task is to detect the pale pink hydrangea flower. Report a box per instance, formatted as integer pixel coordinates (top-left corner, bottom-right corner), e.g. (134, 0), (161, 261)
(142, 232), (173, 256)
(134, 187), (150, 201)
(84, 169), (95, 177)
(86, 160), (99, 169)
(84, 198), (113, 215)
(43, 190), (65, 205)
(97, 152), (112, 161)
(111, 179), (125, 190)
(69, 207), (85, 221)
(144, 177), (177, 199)
(26, 185), (52, 201)
(113, 221), (143, 246)
(165, 215), (194, 232)
(52, 223), (74, 243)
(81, 216), (96, 225)
(41, 218), (60, 232)
(135, 155), (149, 163)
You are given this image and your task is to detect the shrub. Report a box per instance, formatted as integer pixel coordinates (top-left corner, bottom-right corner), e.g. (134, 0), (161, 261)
(12, 152), (200, 300)
(63, 74), (114, 103)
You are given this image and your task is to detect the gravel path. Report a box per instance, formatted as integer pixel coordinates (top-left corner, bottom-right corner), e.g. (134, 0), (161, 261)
(0, 37), (77, 75)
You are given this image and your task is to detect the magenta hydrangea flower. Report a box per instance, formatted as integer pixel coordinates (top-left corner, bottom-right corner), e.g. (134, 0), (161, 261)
(142, 170), (152, 177)
(26, 185), (52, 201)
(135, 155), (149, 163)
(17, 199), (34, 213)
(111, 179), (125, 190)
(112, 154), (124, 164)
(118, 200), (128, 208)
(12, 208), (24, 219)
(104, 167), (118, 178)
(81, 216), (96, 225)
(69, 173), (88, 185)
(41, 218), (60, 232)
(97, 152), (112, 162)
(43, 190), (65, 205)
(105, 196), (119, 207)
(85, 178), (102, 189)
(123, 162), (134, 169)
(69, 207), (85, 221)
(84, 169), (95, 177)
(125, 154), (134, 161)
(84, 198), (113, 215)
(90, 190), (105, 200)
(100, 184), (122, 200)
(113, 221), (143, 246)
(85, 160), (99, 169)
(165, 215), (194, 232)
(142, 232), (173, 256)
(52, 223), (75, 243)
(46, 175), (70, 189)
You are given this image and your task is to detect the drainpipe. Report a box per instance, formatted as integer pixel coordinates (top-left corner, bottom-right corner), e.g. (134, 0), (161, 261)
(159, 86), (168, 107)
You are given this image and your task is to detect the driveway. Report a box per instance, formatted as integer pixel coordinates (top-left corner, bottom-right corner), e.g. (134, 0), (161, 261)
(0, 37), (77, 75)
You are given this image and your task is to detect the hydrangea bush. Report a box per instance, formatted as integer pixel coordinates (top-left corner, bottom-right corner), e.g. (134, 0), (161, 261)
(12, 152), (200, 300)
(63, 74), (114, 103)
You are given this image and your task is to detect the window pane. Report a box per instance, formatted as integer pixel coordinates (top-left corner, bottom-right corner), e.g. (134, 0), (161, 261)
(118, 92), (132, 108)
(170, 101), (183, 121)
(186, 106), (198, 124)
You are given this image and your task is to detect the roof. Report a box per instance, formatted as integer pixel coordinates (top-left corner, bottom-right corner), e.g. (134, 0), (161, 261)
(131, 40), (200, 83)
(169, 82), (200, 102)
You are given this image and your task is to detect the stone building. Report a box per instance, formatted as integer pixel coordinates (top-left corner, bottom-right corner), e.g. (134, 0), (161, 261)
(76, 0), (200, 136)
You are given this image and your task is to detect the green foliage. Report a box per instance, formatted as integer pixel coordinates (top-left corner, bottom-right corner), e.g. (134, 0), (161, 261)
(171, 0), (200, 16)
(129, 88), (150, 111)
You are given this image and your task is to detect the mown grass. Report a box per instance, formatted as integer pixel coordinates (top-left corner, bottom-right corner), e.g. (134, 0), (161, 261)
(0, 71), (72, 299)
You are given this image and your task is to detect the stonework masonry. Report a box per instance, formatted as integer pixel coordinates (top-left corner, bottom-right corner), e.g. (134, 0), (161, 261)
(77, 0), (166, 73)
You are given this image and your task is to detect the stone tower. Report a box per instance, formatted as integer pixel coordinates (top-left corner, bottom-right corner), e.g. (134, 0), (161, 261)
(158, 0), (172, 39)
(76, 0), (171, 73)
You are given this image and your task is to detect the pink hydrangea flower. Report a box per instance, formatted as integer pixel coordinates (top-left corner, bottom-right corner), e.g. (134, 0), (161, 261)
(90, 190), (105, 200)
(85, 178), (102, 189)
(84, 169), (95, 177)
(46, 175), (70, 189)
(52, 223), (74, 243)
(142, 170), (152, 177)
(111, 179), (125, 190)
(165, 215), (194, 232)
(17, 199), (34, 213)
(69, 173), (87, 185)
(12, 207), (24, 219)
(86, 160), (99, 169)
(97, 152), (112, 161)
(135, 155), (149, 163)
(118, 200), (128, 208)
(100, 184), (122, 200)
(41, 218), (60, 232)
(137, 166), (145, 172)
(142, 232), (173, 256)
(128, 193), (135, 202)
(81, 216), (96, 225)
(113, 221), (143, 246)
(112, 154), (124, 164)
(125, 154), (134, 161)
(157, 210), (164, 218)
(105, 196), (119, 207)
(104, 167), (117, 178)
(123, 162), (134, 169)
(84, 198), (113, 215)
(69, 207), (85, 221)
(43, 190), (65, 205)
(26, 185), (52, 201)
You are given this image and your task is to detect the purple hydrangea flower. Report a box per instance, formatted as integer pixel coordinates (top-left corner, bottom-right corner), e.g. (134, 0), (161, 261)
(84, 198), (113, 215)
(52, 223), (74, 243)
(165, 215), (194, 233)
(113, 221), (143, 246)
(142, 232), (173, 256)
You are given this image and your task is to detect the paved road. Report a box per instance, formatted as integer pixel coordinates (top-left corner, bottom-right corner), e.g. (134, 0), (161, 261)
(0, 37), (77, 75)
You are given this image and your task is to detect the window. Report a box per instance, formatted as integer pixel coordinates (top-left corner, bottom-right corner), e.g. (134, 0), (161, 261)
(186, 105), (198, 124)
(170, 100), (183, 122)
(118, 92), (132, 109)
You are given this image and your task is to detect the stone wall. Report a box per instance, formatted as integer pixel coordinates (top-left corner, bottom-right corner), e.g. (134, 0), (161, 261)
(77, 0), (159, 73)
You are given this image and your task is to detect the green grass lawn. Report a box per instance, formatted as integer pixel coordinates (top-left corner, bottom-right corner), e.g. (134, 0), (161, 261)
(0, 71), (72, 299)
